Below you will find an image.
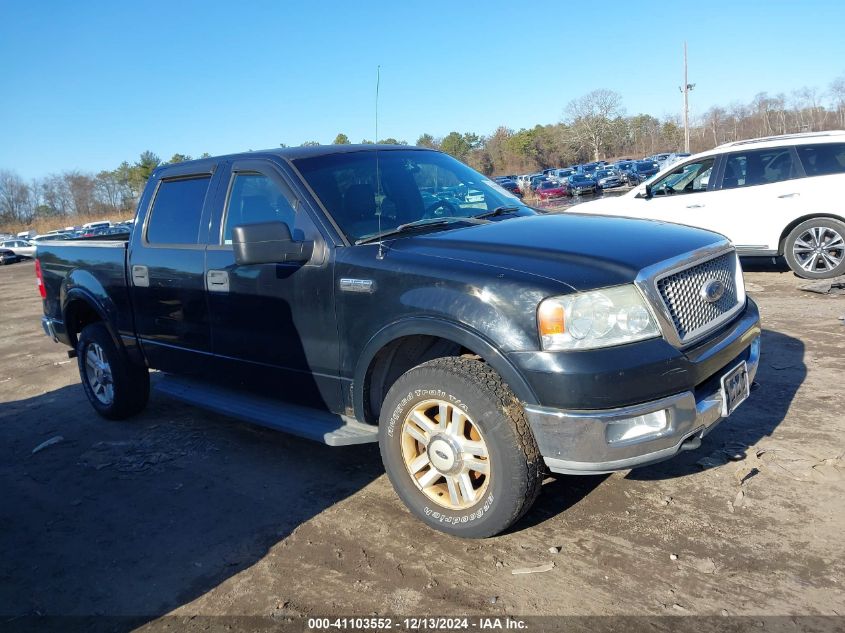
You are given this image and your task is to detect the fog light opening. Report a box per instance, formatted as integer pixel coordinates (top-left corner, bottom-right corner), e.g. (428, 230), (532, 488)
(606, 410), (669, 444)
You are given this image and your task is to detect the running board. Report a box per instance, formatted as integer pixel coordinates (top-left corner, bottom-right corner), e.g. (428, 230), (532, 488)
(154, 375), (378, 446)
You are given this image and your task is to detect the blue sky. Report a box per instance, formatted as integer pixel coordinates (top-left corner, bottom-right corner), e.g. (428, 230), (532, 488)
(2, 0), (844, 180)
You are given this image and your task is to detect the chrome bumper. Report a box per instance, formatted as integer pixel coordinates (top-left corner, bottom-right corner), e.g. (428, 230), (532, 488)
(41, 316), (59, 343)
(525, 336), (761, 475)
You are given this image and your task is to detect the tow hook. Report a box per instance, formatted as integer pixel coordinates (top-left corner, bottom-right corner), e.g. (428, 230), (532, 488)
(679, 434), (702, 452)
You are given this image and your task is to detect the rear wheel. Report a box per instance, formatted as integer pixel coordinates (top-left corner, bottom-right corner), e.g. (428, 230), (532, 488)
(784, 217), (845, 279)
(379, 357), (543, 538)
(77, 322), (149, 420)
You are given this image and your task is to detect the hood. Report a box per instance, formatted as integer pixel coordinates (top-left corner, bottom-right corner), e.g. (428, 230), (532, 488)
(391, 213), (726, 291)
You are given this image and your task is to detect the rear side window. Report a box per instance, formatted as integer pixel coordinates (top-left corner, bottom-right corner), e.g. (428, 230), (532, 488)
(721, 148), (798, 189)
(796, 143), (845, 176)
(146, 176), (211, 244)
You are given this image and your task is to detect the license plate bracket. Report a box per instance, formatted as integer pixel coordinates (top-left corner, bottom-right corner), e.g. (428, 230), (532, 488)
(720, 361), (750, 417)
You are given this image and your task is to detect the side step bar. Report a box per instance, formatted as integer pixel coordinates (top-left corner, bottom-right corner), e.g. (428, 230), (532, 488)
(154, 374), (378, 447)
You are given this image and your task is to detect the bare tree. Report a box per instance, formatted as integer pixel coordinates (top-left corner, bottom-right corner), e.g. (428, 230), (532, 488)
(830, 75), (845, 128)
(0, 169), (34, 223)
(564, 89), (625, 161)
(37, 174), (73, 217)
(64, 171), (96, 217)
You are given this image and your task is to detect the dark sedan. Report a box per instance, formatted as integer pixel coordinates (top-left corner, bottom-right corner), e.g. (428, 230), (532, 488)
(495, 178), (523, 197)
(567, 174), (599, 195)
(628, 160), (660, 185)
(594, 169), (623, 189)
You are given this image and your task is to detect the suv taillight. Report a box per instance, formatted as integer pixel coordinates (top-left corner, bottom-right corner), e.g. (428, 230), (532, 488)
(35, 259), (46, 299)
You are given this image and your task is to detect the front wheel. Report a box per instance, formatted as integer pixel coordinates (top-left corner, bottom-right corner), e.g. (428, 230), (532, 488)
(378, 357), (543, 538)
(784, 217), (845, 279)
(77, 322), (150, 420)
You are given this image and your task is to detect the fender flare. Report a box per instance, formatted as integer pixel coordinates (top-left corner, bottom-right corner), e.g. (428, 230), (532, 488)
(353, 316), (539, 423)
(62, 286), (121, 351)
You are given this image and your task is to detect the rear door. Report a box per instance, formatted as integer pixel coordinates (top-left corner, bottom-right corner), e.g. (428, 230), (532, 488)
(704, 146), (803, 252)
(204, 158), (343, 412)
(129, 166), (218, 374)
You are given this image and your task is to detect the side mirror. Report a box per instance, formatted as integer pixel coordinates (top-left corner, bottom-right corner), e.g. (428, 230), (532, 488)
(635, 183), (653, 199)
(232, 221), (313, 266)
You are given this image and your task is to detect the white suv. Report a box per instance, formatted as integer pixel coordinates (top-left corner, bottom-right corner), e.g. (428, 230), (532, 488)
(575, 131), (845, 279)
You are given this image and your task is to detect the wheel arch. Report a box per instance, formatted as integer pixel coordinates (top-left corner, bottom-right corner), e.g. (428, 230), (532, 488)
(62, 288), (121, 351)
(778, 212), (845, 255)
(354, 317), (539, 425)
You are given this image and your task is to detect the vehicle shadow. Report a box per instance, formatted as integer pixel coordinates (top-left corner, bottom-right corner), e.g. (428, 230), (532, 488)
(0, 384), (382, 627)
(739, 255), (790, 274)
(512, 474), (609, 533)
(627, 327), (805, 481)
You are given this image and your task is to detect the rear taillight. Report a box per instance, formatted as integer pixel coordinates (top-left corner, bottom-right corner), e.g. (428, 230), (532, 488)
(35, 259), (46, 299)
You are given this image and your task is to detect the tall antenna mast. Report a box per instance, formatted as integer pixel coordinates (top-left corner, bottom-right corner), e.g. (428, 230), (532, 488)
(679, 42), (695, 153)
(375, 65), (385, 259)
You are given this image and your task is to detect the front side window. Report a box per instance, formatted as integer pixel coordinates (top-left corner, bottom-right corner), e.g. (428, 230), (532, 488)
(721, 148), (798, 189)
(651, 158), (715, 196)
(796, 143), (845, 177)
(292, 150), (533, 243)
(146, 176), (211, 244)
(222, 172), (297, 244)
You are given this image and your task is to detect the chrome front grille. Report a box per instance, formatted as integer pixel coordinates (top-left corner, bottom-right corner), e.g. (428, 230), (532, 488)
(655, 252), (741, 344)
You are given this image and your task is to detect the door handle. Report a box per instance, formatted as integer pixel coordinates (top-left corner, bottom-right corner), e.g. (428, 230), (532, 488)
(206, 270), (230, 293)
(131, 265), (149, 287)
(686, 204), (705, 209)
(778, 192), (800, 198)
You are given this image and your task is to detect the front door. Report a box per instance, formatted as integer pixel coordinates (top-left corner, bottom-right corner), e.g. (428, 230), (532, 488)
(204, 159), (342, 412)
(634, 156), (717, 232)
(129, 171), (216, 375)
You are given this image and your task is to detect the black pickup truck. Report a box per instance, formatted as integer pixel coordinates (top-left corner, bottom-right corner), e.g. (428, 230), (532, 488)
(38, 145), (761, 537)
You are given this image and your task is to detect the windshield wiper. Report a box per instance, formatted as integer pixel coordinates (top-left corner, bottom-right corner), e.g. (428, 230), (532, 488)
(354, 216), (489, 245)
(473, 205), (521, 220)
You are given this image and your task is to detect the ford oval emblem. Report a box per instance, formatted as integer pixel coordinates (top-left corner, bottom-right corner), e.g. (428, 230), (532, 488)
(700, 279), (726, 303)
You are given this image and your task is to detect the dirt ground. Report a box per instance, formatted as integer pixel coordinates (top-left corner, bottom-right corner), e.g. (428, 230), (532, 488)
(1, 257), (844, 629)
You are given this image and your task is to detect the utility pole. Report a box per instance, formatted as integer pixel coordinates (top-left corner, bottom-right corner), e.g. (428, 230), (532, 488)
(679, 41), (695, 153)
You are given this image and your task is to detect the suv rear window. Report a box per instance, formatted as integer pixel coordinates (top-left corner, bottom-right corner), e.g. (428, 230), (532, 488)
(146, 176), (211, 244)
(796, 143), (845, 176)
(721, 148), (797, 189)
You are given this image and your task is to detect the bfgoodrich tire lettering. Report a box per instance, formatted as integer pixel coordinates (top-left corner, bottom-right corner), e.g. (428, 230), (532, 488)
(378, 357), (542, 538)
(77, 322), (150, 420)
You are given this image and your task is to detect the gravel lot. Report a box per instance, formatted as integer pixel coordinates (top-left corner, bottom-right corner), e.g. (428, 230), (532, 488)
(1, 257), (843, 629)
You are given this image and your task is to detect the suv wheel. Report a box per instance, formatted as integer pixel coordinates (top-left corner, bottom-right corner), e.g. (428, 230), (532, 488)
(77, 322), (150, 420)
(784, 217), (845, 279)
(379, 357), (543, 538)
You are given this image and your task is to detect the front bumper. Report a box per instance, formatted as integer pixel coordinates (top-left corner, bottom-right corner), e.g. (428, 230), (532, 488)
(523, 317), (761, 475)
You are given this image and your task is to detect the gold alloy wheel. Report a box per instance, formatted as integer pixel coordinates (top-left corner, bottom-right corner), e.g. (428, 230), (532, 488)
(400, 399), (490, 510)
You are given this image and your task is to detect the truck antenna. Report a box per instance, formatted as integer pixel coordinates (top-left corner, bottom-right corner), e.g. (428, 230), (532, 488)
(375, 65), (385, 260)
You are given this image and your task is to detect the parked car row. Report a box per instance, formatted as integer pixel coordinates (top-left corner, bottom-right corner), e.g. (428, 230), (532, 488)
(0, 221), (133, 265)
(497, 149), (694, 199)
(576, 130), (845, 279)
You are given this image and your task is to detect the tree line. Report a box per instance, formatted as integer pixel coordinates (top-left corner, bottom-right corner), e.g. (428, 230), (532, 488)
(2, 74), (844, 231)
(0, 151), (207, 229)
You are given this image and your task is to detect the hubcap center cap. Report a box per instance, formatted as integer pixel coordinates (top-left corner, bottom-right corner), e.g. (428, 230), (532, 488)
(428, 436), (460, 474)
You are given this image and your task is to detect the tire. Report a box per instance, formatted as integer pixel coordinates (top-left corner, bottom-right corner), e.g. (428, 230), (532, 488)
(783, 217), (845, 279)
(77, 322), (149, 420)
(378, 357), (543, 538)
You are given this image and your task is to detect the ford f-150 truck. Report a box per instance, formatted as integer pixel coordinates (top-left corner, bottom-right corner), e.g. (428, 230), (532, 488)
(37, 145), (761, 537)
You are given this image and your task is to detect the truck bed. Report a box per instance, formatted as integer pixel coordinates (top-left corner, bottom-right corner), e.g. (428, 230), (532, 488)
(38, 240), (134, 345)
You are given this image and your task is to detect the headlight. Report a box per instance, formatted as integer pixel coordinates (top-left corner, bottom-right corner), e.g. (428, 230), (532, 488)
(537, 285), (661, 350)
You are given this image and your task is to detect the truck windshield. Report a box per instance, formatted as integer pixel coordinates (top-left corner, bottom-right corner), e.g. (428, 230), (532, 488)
(293, 149), (534, 243)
